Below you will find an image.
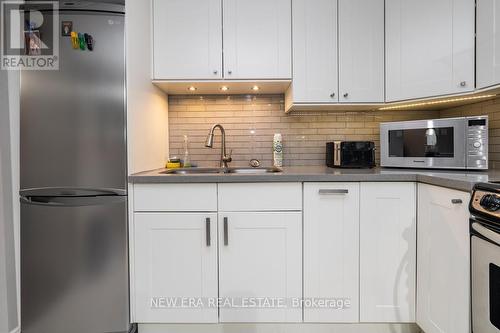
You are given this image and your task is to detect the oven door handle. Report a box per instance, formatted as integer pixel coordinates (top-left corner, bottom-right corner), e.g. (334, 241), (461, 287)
(472, 222), (500, 246)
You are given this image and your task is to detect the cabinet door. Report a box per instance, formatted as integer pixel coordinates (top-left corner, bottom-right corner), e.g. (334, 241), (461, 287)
(134, 213), (218, 323)
(292, 0), (338, 103)
(223, 0), (292, 79)
(477, 0), (500, 89)
(417, 184), (470, 333)
(338, 0), (384, 103)
(360, 183), (416, 322)
(218, 212), (302, 322)
(385, 0), (474, 101)
(152, 0), (222, 80)
(303, 183), (360, 323)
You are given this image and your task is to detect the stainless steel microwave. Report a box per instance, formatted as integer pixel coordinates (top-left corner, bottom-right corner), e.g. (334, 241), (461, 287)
(380, 116), (488, 170)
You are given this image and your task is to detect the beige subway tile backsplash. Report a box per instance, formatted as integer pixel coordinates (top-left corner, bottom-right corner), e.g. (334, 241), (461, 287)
(168, 94), (439, 167)
(169, 94), (500, 168)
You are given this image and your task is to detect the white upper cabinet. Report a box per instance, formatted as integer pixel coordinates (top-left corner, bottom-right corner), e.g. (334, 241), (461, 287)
(303, 183), (360, 323)
(291, 0), (338, 103)
(289, 0), (384, 105)
(417, 184), (470, 333)
(338, 0), (385, 103)
(152, 0), (222, 80)
(223, 0), (292, 79)
(359, 183), (416, 323)
(133, 213), (218, 323)
(477, 0), (500, 89)
(385, 0), (475, 101)
(218, 212), (302, 322)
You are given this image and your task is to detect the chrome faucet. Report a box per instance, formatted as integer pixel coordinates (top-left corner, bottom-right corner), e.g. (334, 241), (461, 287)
(205, 124), (232, 168)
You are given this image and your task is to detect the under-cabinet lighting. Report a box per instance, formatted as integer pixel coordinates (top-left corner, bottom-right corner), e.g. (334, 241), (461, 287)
(220, 86), (229, 91)
(378, 94), (496, 110)
(187, 86), (197, 91)
(251, 85), (260, 91)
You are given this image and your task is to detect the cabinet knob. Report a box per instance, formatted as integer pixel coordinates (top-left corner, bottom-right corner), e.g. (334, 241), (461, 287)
(213, 70), (218, 75)
(460, 81), (466, 87)
(343, 93), (349, 98)
(227, 70), (232, 75)
(330, 92), (335, 98)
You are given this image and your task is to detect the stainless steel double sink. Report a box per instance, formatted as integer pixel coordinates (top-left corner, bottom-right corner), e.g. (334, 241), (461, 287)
(161, 167), (283, 175)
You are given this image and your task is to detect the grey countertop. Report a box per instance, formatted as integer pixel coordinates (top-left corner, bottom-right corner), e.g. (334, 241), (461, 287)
(129, 166), (500, 192)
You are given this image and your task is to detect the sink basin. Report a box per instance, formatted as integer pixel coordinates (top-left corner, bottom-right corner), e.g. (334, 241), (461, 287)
(226, 167), (283, 174)
(161, 168), (222, 175)
(161, 167), (283, 175)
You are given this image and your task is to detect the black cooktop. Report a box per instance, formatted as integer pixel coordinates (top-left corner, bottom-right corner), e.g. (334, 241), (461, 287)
(470, 183), (500, 225)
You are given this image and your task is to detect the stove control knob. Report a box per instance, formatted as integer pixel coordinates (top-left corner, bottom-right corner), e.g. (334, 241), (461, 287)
(479, 194), (500, 212)
(473, 141), (482, 148)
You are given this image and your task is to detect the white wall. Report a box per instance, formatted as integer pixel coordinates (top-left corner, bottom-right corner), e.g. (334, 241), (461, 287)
(125, 0), (169, 323)
(0, 68), (20, 333)
(126, 0), (169, 175)
(8, 71), (20, 333)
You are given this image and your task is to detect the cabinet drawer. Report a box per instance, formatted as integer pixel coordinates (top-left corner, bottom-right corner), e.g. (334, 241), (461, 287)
(218, 183), (302, 211)
(133, 183), (217, 212)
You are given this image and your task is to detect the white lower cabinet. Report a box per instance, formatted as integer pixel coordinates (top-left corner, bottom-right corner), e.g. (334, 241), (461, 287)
(359, 182), (416, 323)
(133, 213), (218, 323)
(132, 181), (471, 327)
(303, 183), (360, 323)
(417, 184), (471, 333)
(218, 211), (302, 322)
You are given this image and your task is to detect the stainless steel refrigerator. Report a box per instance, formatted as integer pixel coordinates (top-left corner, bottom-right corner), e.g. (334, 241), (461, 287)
(20, 2), (130, 333)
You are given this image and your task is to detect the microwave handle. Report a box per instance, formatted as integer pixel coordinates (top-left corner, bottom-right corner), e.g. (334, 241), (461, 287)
(334, 142), (341, 166)
(472, 222), (500, 246)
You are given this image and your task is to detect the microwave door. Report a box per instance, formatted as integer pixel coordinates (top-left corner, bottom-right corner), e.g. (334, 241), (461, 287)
(381, 118), (467, 169)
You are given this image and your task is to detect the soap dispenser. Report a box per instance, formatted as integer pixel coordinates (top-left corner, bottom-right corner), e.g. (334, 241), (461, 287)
(273, 133), (283, 167)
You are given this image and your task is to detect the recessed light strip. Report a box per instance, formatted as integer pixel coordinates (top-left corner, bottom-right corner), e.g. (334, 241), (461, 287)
(378, 94), (496, 111)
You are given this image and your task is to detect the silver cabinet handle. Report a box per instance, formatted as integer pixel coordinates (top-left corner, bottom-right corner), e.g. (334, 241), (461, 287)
(319, 189), (349, 195)
(451, 199), (463, 204)
(343, 93), (349, 98)
(460, 81), (466, 87)
(223, 217), (228, 246)
(213, 70), (218, 75)
(227, 70), (232, 75)
(330, 92), (335, 98)
(206, 217), (211, 247)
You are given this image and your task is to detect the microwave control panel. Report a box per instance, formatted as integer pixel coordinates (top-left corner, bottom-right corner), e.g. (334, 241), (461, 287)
(467, 117), (488, 169)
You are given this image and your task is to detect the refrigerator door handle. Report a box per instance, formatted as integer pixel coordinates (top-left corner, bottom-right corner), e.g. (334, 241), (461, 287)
(20, 187), (126, 197)
(20, 195), (127, 207)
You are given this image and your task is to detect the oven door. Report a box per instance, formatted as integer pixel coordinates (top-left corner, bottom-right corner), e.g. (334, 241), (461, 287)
(471, 221), (500, 333)
(380, 118), (466, 169)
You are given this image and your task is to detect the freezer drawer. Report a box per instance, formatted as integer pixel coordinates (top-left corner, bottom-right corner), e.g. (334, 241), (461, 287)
(21, 196), (129, 333)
